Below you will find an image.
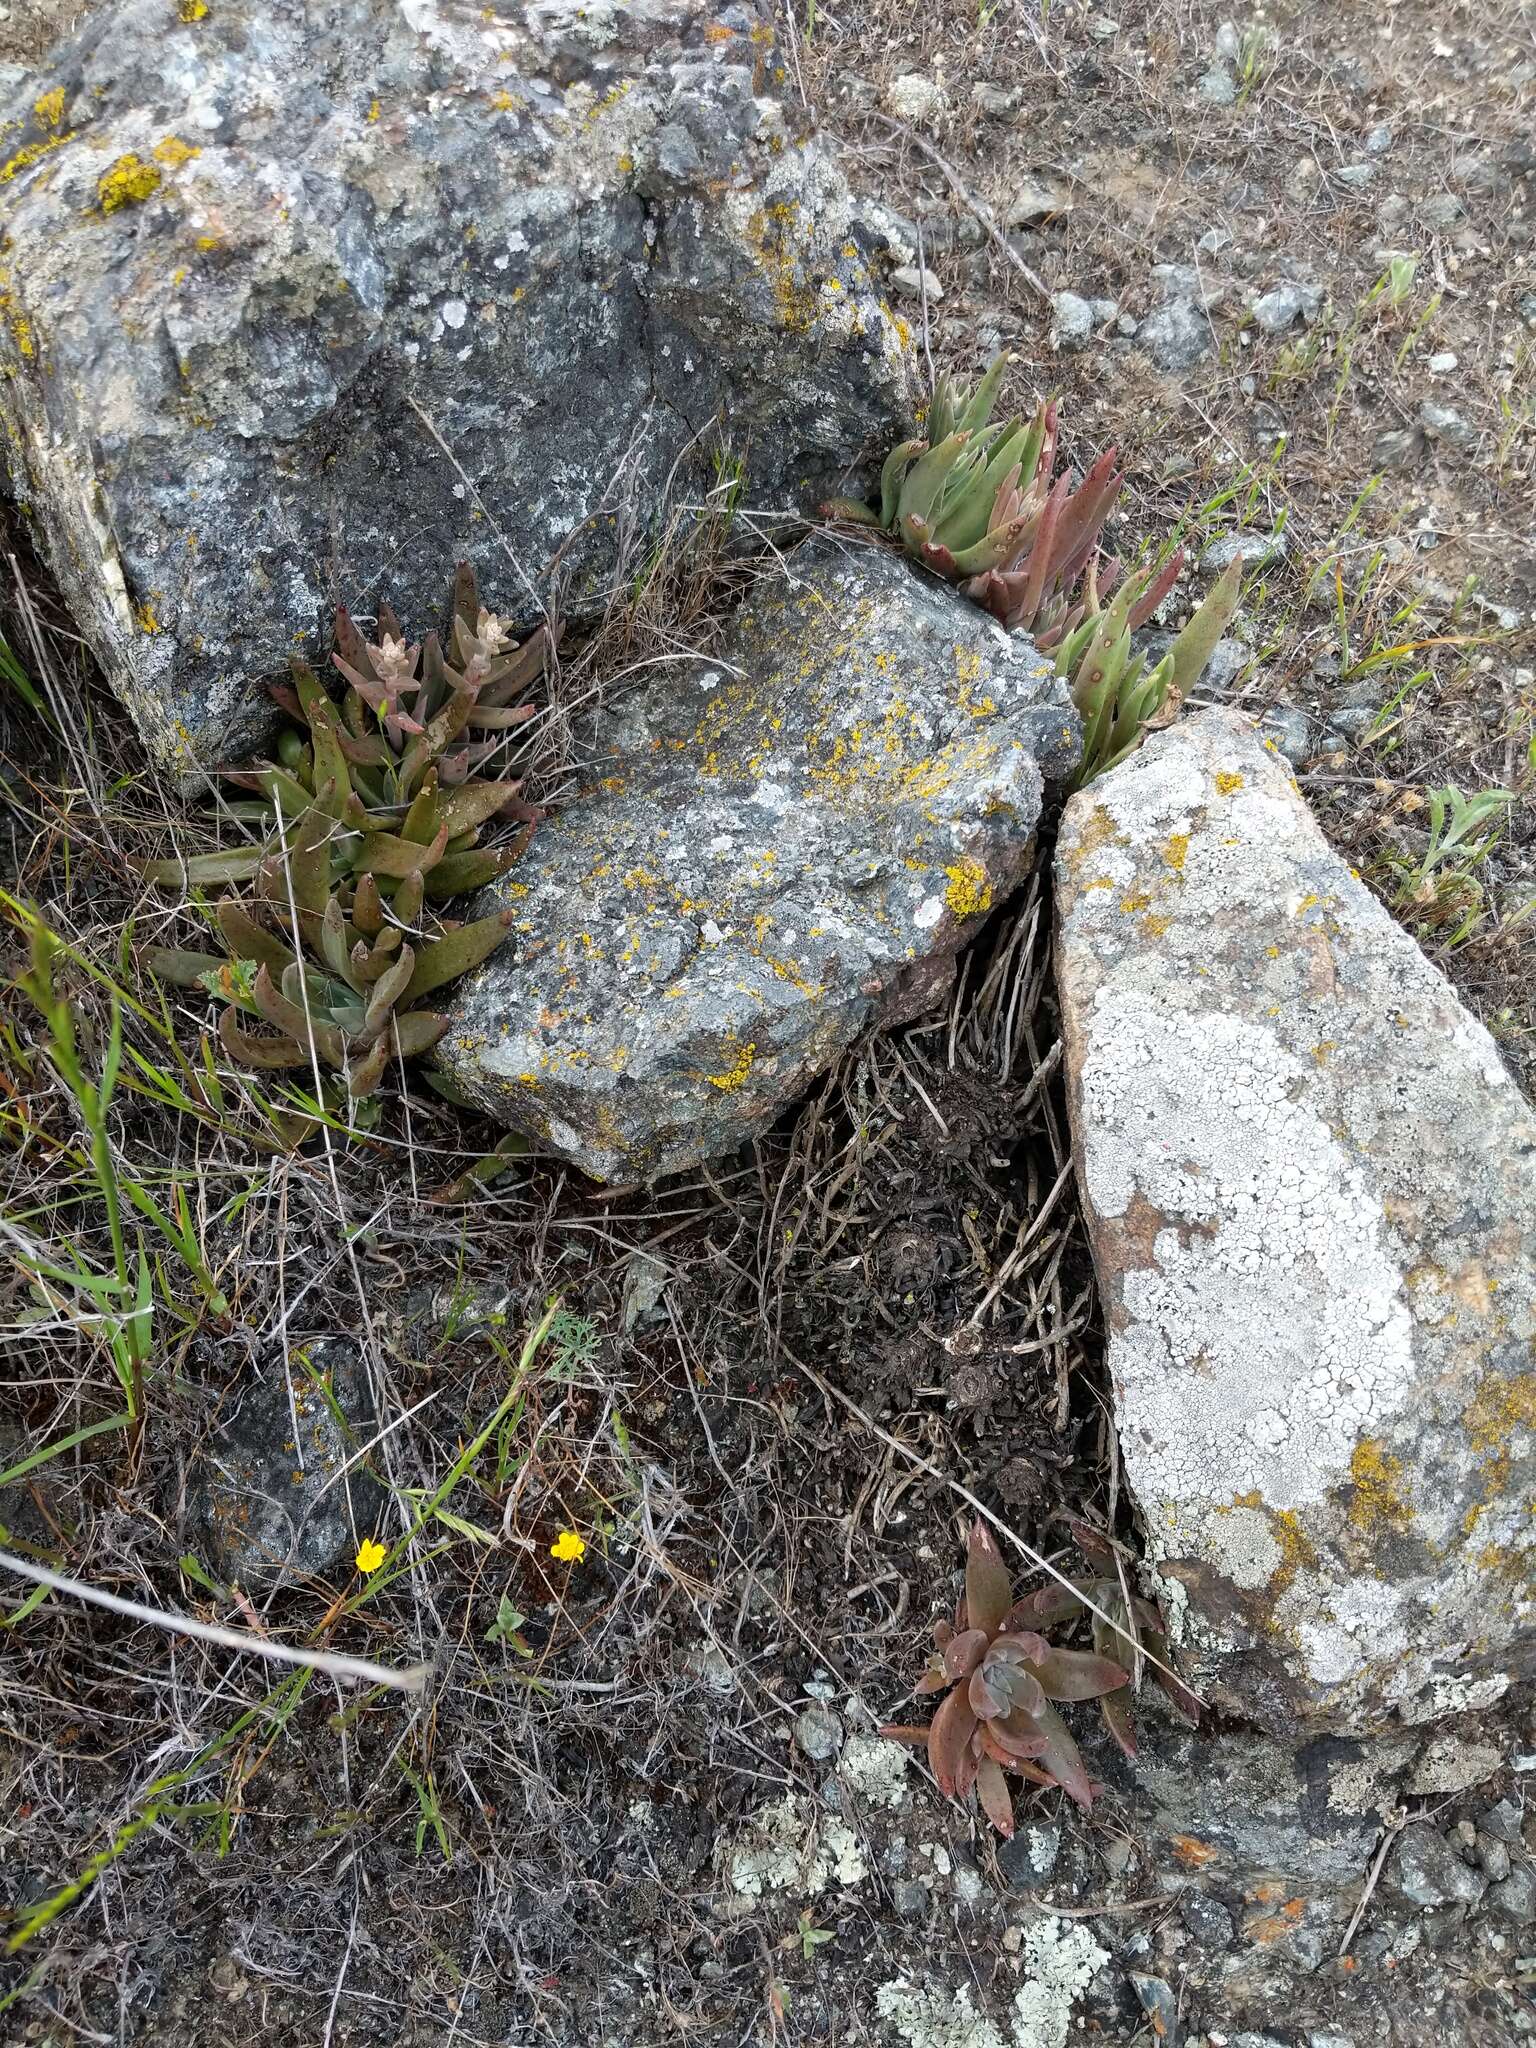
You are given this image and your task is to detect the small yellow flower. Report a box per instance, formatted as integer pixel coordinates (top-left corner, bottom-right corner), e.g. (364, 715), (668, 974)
(550, 1529), (586, 1564)
(354, 1538), (386, 1574)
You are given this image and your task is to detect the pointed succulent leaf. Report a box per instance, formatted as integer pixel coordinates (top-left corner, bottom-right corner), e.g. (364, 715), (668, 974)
(216, 902), (296, 980)
(964, 1517), (1013, 1636)
(954, 351), (1013, 435)
(141, 846), (272, 887)
(927, 1684), (979, 1798)
(362, 946), (416, 1035)
(1008, 1585), (1087, 1630)
(877, 438), (926, 527)
(1167, 556), (1241, 697)
(975, 1755), (1015, 1837)
(344, 1031), (392, 1100)
(1028, 1700), (1095, 1811)
(422, 847), (521, 897)
(356, 824), (448, 878)
(1099, 1688), (1139, 1762)
(144, 946), (229, 989)
(394, 1010), (449, 1058)
(217, 1008), (311, 1070)
(1033, 1647), (1130, 1702)
(402, 908), (515, 1003)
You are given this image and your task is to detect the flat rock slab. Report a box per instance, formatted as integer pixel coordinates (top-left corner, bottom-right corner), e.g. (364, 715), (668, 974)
(1056, 709), (1535, 1734)
(0, 0), (914, 775)
(440, 539), (1080, 1181)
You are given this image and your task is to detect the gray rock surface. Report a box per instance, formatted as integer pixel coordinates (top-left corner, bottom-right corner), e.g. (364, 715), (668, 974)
(193, 1339), (384, 1584)
(1138, 296), (1215, 373)
(440, 539), (1080, 1180)
(1386, 1829), (1484, 1910)
(1199, 531), (1288, 574)
(1056, 710), (1536, 1734)
(0, 0), (916, 777)
(1257, 705), (1313, 766)
(1050, 290), (1094, 352)
(1251, 283), (1321, 333)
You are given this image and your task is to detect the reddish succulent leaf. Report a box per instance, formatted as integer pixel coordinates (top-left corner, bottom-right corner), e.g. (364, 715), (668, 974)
(1099, 1688), (1138, 1762)
(1143, 1626), (1202, 1726)
(933, 1620), (954, 1653)
(968, 1666), (1003, 1721)
(927, 1685), (978, 1798)
(1030, 1701), (1094, 1812)
(988, 1631), (1051, 1666)
(1007, 1585), (1086, 1630)
(954, 1738), (980, 1801)
(915, 1656), (950, 1696)
(975, 1758), (1015, 1838)
(944, 1628), (989, 1681)
(987, 1708), (1050, 1760)
(1067, 1519), (1118, 1573)
(1034, 1647), (1130, 1702)
(965, 1519), (1013, 1636)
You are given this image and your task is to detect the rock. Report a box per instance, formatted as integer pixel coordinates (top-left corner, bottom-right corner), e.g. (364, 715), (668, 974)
(1214, 21), (1243, 61)
(972, 82), (1021, 115)
(1138, 299), (1215, 374)
(794, 1705), (844, 1763)
(1366, 123), (1394, 154)
(1251, 283), (1322, 333)
(999, 1822), (1061, 1887)
(1180, 1892), (1236, 1947)
(892, 264), (943, 303)
(1477, 1837), (1513, 1882)
(1199, 68), (1237, 105)
(0, 0), (915, 779)
(1334, 163), (1375, 189)
(1428, 350), (1459, 373)
(1407, 1734), (1503, 1795)
(1198, 531), (1288, 574)
(1387, 1829), (1485, 1910)
(1489, 1864), (1536, 1922)
(1419, 191), (1467, 230)
(1007, 176), (1070, 228)
(1372, 425), (1426, 472)
(440, 539), (1080, 1181)
(1420, 402), (1478, 452)
(1480, 1799), (1526, 1845)
(885, 73), (944, 127)
(1326, 707), (1379, 741)
(1128, 1973), (1179, 2041)
(1257, 706), (1313, 767)
(891, 1878), (931, 1919)
(1050, 291), (1094, 353)
(1055, 709), (1536, 1734)
(193, 1339), (384, 1584)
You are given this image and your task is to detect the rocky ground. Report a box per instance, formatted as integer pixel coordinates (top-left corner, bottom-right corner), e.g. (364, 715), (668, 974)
(1, 3), (1534, 2047)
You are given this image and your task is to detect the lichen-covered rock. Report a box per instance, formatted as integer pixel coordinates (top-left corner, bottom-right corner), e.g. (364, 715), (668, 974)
(0, 0), (916, 775)
(1056, 709), (1535, 1735)
(440, 540), (1080, 1180)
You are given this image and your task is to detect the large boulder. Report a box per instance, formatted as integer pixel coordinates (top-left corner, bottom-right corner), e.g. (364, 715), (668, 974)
(438, 539), (1081, 1181)
(1056, 709), (1535, 1735)
(0, 0), (915, 776)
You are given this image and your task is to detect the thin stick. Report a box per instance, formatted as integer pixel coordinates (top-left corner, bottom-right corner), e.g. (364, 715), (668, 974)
(1338, 1809), (1407, 1960)
(0, 1549), (427, 1692)
(789, 1357), (1206, 1704)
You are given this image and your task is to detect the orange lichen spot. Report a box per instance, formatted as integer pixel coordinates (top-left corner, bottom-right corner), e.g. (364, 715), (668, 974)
(1169, 1835), (1220, 1870)
(98, 153), (161, 213)
(178, 0), (209, 18)
(1142, 912), (1172, 938)
(1310, 1040), (1336, 1065)
(1244, 1900), (1306, 1944)
(153, 135), (200, 167)
(1215, 770), (1244, 795)
(703, 21), (738, 40)
(134, 598), (161, 634)
(33, 88), (66, 129)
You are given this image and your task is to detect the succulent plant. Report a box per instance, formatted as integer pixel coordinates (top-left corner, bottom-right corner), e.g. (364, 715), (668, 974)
(149, 800), (515, 1104)
(1056, 554), (1243, 787)
(143, 566), (550, 1126)
(883, 1519), (1198, 1836)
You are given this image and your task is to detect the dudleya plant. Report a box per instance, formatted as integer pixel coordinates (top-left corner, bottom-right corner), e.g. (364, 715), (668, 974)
(145, 566), (552, 1124)
(824, 355), (1243, 784)
(883, 1519), (1199, 1837)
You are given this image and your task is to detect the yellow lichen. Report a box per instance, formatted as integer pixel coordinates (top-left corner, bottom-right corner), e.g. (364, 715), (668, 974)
(1, 133), (69, 185)
(491, 87), (515, 111)
(134, 598), (161, 634)
(1163, 832), (1190, 872)
(943, 857), (992, 918)
(177, 0), (209, 18)
(707, 1040), (756, 1092)
(33, 88), (66, 129)
(1348, 1439), (1413, 1535)
(153, 135), (200, 167)
(98, 153), (162, 214)
(1215, 770), (1244, 795)
(367, 98), (381, 123)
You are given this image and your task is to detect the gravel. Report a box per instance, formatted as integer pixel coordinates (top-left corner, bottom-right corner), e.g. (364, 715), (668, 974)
(795, 1705), (844, 1762)
(1419, 191), (1467, 230)
(1387, 1829), (1486, 1910)
(1199, 530), (1289, 573)
(1419, 401), (1478, 452)
(1252, 282), (1322, 332)
(1051, 291), (1094, 352)
(1372, 425), (1425, 472)
(1258, 706), (1314, 767)
(1138, 298), (1215, 372)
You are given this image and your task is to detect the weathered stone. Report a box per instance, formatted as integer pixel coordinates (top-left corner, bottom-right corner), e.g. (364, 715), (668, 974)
(0, 0), (915, 777)
(1138, 298), (1215, 373)
(794, 1704), (843, 1762)
(440, 540), (1080, 1180)
(1056, 710), (1536, 1734)
(193, 1339), (384, 1584)
(1385, 1828), (1484, 1910)
(1488, 1862), (1536, 1922)
(1406, 1733), (1504, 1795)
(1480, 1798), (1526, 1845)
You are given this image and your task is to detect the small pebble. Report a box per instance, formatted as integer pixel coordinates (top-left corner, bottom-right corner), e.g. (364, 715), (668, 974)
(891, 264), (943, 303)
(1199, 68), (1237, 106)
(795, 1704), (844, 1763)
(1427, 351), (1459, 372)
